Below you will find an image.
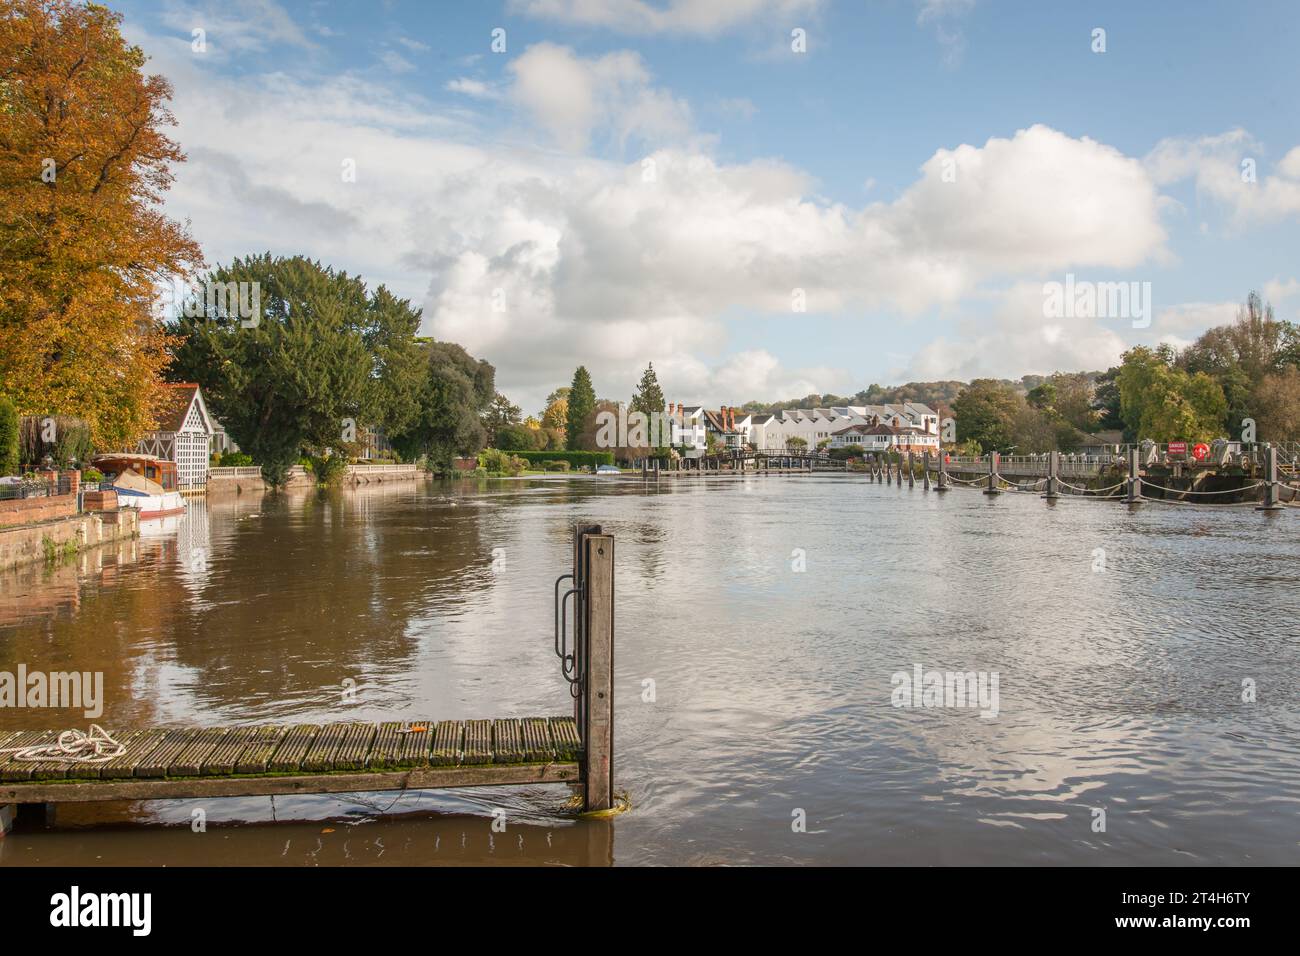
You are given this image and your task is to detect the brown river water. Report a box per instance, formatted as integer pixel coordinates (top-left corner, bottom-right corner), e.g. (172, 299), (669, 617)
(0, 475), (1297, 866)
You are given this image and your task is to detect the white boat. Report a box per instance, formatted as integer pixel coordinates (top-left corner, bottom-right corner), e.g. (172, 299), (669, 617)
(91, 455), (187, 519)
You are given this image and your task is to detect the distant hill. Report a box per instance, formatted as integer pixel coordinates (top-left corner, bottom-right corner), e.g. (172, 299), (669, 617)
(741, 374), (1109, 421)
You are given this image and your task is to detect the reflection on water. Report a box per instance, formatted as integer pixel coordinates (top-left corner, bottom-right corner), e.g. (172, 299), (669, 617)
(1, 476), (1298, 865)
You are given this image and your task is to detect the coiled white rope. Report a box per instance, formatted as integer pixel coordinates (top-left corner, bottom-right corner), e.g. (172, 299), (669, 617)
(0, 725), (126, 763)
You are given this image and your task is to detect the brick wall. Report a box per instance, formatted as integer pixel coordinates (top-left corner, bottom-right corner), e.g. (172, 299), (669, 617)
(0, 470), (82, 529)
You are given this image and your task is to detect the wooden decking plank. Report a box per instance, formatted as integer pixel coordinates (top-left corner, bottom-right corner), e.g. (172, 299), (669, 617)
(31, 729), (122, 781)
(136, 729), (201, 777)
(171, 727), (230, 776)
(549, 717), (581, 761)
(268, 724), (319, 772)
(463, 719), (492, 765)
(521, 718), (554, 762)
(302, 722), (353, 772)
(331, 723), (376, 771)
(366, 722), (405, 769)
(396, 720), (434, 768)
(430, 720), (463, 766)
(0, 731), (57, 781)
(492, 719), (524, 764)
(234, 726), (287, 774)
(201, 726), (257, 775)
(100, 729), (167, 779)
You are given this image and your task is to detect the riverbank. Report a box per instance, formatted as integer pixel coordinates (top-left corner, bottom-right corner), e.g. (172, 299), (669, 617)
(0, 509), (139, 573)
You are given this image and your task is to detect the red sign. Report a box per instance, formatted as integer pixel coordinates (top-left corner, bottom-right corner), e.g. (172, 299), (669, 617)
(1192, 442), (1210, 461)
(1168, 441), (1187, 455)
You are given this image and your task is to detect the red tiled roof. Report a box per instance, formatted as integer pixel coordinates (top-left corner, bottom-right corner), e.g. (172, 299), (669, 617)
(153, 384), (200, 432)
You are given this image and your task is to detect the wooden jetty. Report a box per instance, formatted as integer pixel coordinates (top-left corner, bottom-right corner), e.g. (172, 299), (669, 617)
(0, 526), (616, 835)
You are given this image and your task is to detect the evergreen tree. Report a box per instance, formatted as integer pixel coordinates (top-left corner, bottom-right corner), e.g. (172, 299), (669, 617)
(566, 366), (596, 450)
(630, 362), (667, 450)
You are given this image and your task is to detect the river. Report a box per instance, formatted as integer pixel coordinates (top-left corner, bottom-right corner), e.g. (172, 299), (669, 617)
(1, 475), (1297, 865)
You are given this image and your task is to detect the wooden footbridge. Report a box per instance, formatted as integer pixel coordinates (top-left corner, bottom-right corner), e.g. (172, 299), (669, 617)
(0, 526), (617, 835)
(637, 447), (846, 474)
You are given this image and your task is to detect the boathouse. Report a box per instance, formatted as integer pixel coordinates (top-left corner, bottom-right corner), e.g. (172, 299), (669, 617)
(135, 383), (214, 491)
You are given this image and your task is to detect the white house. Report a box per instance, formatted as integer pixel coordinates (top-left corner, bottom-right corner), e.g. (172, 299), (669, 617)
(136, 383), (214, 490)
(829, 421), (940, 453)
(669, 404), (708, 456)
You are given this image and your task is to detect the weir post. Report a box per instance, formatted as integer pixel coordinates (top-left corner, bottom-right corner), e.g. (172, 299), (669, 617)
(907, 451), (915, 488)
(1125, 447), (1143, 505)
(1257, 444), (1284, 512)
(984, 452), (1001, 495)
(1043, 450), (1060, 500)
(923, 452), (931, 490)
(573, 525), (614, 813)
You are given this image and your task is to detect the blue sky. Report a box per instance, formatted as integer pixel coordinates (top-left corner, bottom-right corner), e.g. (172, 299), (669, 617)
(115, 0), (1300, 413)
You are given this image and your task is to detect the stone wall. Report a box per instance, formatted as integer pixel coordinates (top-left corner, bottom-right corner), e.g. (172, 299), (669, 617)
(0, 509), (138, 572)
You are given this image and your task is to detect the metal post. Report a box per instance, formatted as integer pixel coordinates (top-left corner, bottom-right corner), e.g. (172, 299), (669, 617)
(984, 452), (1001, 495)
(1257, 444), (1284, 511)
(1043, 450), (1060, 500)
(1126, 447), (1142, 504)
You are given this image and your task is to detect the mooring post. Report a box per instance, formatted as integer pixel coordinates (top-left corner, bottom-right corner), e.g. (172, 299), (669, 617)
(1257, 444), (1283, 511)
(984, 452), (1001, 495)
(922, 452), (931, 490)
(937, 453), (949, 492)
(579, 529), (614, 813)
(1126, 446), (1143, 504)
(1043, 450), (1060, 500)
(907, 451), (915, 488)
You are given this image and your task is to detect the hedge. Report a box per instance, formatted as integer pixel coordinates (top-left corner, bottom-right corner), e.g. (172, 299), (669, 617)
(504, 449), (614, 467)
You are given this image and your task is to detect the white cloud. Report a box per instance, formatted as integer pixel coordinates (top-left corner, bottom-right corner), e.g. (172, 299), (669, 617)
(378, 50), (416, 74)
(1146, 130), (1300, 226)
(508, 0), (822, 36)
(127, 20), (1170, 411)
(904, 281), (1129, 381)
(915, 0), (976, 67)
(445, 77), (500, 100)
(507, 43), (693, 151)
(160, 0), (317, 54)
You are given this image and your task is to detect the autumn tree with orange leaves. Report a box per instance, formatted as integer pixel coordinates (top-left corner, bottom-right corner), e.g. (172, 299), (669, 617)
(0, 0), (201, 448)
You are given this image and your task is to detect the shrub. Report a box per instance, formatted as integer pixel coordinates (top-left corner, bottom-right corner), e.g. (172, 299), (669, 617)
(543, 459), (571, 472)
(478, 448), (526, 476)
(503, 449), (614, 468)
(217, 452), (253, 467)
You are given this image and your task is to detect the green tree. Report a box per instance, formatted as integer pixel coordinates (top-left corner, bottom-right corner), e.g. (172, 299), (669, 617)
(168, 255), (382, 487)
(952, 379), (1022, 452)
(1116, 346), (1227, 442)
(389, 341), (495, 472)
(566, 366), (596, 451)
(0, 395), (19, 476)
(483, 393), (521, 447)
